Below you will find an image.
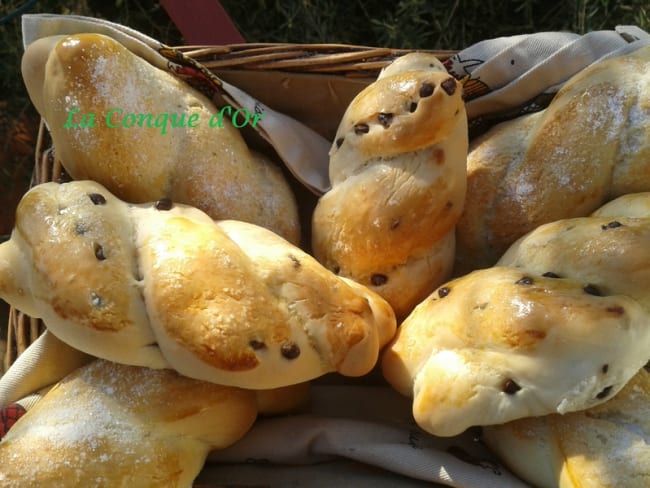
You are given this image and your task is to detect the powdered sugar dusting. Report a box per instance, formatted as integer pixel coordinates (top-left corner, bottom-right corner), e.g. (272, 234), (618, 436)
(585, 85), (627, 142)
(618, 82), (649, 158)
(0, 361), (180, 485)
(90, 54), (146, 113)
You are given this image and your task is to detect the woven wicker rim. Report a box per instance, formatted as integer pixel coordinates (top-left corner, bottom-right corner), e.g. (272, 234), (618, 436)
(3, 121), (60, 372)
(176, 42), (455, 76)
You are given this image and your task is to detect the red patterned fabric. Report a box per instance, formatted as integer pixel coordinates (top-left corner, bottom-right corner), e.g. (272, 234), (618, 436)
(0, 403), (26, 439)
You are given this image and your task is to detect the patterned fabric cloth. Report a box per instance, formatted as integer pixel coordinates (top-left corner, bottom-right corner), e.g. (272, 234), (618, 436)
(445, 25), (650, 137)
(0, 403), (26, 440)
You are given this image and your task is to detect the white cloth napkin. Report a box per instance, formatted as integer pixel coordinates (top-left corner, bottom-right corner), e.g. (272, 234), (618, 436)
(446, 25), (650, 135)
(202, 384), (531, 487)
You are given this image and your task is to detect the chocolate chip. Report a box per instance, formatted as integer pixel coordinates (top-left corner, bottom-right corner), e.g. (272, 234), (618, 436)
(583, 284), (602, 296)
(441, 77), (457, 95)
(601, 221), (623, 230)
(90, 292), (104, 308)
(354, 123), (370, 135)
(409, 102), (418, 112)
(335, 137), (344, 148)
(602, 364), (609, 374)
(249, 339), (266, 350)
(288, 254), (301, 269)
(155, 198), (173, 211)
(502, 379), (521, 394)
(94, 243), (106, 261)
(378, 112), (393, 128)
(516, 276), (534, 285)
(88, 193), (106, 205)
(281, 342), (300, 359)
(596, 385), (613, 399)
(438, 287), (451, 298)
(419, 82), (435, 98)
(371, 274), (388, 286)
(542, 271), (561, 278)
(390, 219), (400, 230)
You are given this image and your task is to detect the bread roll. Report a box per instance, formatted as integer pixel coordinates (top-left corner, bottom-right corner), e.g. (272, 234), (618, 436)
(382, 193), (650, 437)
(21, 33), (300, 244)
(482, 368), (650, 488)
(0, 180), (396, 389)
(312, 52), (468, 319)
(0, 358), (258, 488)
(591, 191), (650, 219)
(455, 46), (650, 273)
(497, 196), (650, 306)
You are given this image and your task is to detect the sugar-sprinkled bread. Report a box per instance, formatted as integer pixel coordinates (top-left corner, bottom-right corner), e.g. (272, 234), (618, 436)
(0, 180), (396, 389)
(382, 192), (650, 437)
(455, 46), (650, 274)
(21, 33), (300, 244)
(0, 359), (258, 488)
(482, 368), (650, 488)
(311, 52), (468, 320)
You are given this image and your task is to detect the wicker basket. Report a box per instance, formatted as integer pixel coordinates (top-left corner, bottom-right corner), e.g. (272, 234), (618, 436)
(3, 42), (453, 373)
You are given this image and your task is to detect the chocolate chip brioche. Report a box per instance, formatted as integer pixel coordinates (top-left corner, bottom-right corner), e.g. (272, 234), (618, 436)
(382, 192), (650, 437)
(0, 359), (258, 488)
(0, 180), (396, 389)
(312, 52), (468, 319)
(455, 45), (650, 274)
(482, 368), (650, 488)
(21, 33), (300, 244)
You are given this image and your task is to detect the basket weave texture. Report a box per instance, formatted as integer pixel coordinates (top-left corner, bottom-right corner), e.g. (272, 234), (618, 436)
(177, 43), (454, 76)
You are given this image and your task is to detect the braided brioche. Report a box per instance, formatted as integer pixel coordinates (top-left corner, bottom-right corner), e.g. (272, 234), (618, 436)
(311, 52), (468, 319)
(482, 368), (650, 488)
(21, 33), (300, 244)
(0, 359), (258, 487)
(382, 192), (650, 437)
(0, 180), (396, 389)
(455, 46), (650, 273)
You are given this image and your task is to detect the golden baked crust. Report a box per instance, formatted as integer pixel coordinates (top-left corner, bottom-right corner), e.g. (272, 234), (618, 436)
(0, 180), (396, 389)
(334, 71), (463, 160)
(382, 193), (650, 437)
(592, 191), (650, 218)
(498, 215), (650, 305)
(3, 181), (162, 368)
(483, 369), (650, 488)
(0, 359), (258, 488)
(312, 53), (468, 319)
(21, 33), (300, 244)
(455, 46), (650, 273)
(382, 266), (649, 437)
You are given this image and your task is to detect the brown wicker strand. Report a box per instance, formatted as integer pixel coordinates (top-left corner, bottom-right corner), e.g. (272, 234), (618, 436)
(4, 309), (45, 372)
(178, 43), (454, 77)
